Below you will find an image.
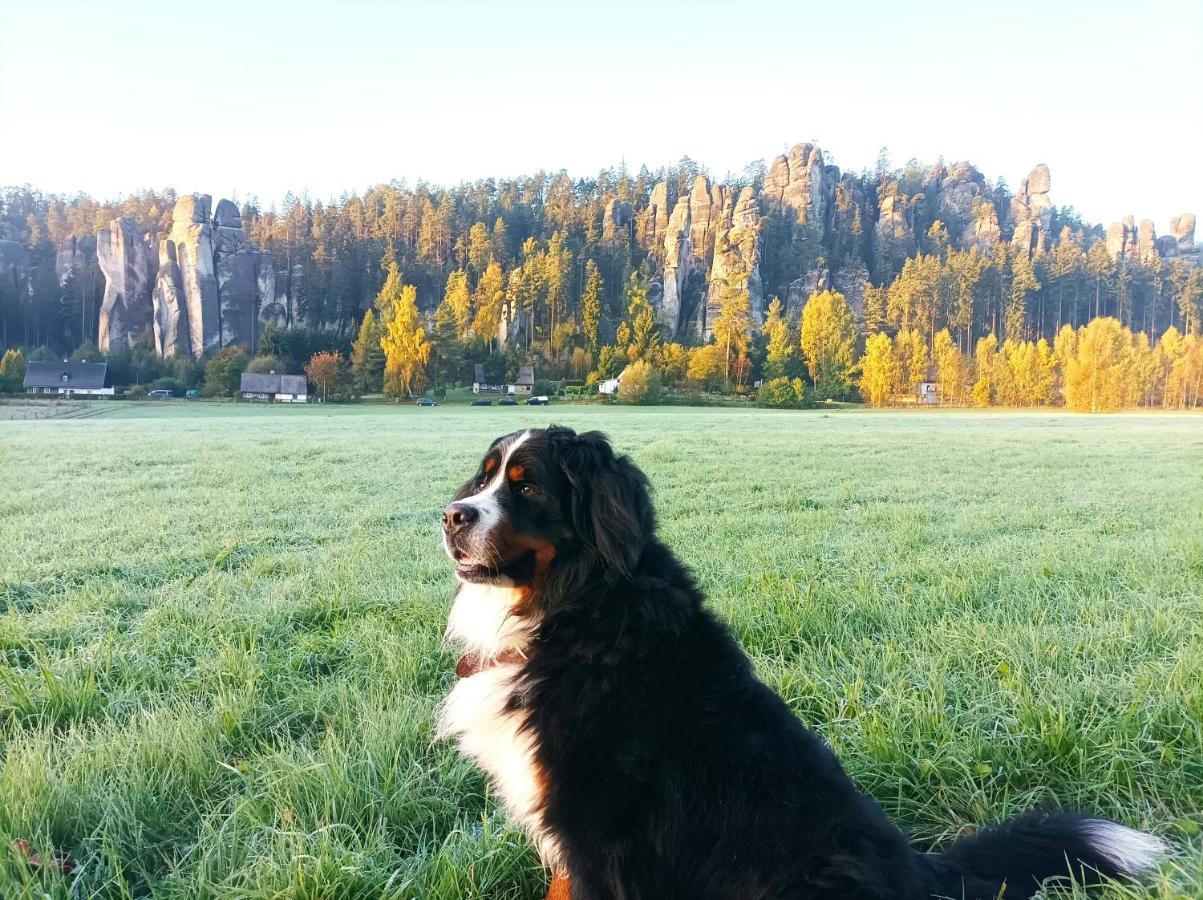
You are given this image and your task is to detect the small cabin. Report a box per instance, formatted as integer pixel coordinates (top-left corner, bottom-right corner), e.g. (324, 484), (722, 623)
(23, 361), (114, 396)
(240, 372), (308, 403)
(917, 382), (939, 405)
(472, 363), (502, 394)
(507, 364), (535, 395)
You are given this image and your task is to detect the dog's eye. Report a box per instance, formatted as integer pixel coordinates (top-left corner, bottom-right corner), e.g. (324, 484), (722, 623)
(519, 484), (539, 497)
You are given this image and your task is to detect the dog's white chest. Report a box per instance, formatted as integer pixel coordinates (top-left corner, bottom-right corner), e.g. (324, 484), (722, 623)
(438, 663), (543, 822)
(437, 582), (559, 862)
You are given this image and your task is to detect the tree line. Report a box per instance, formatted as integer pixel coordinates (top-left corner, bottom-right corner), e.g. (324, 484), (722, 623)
(1, 150), (1200, 410)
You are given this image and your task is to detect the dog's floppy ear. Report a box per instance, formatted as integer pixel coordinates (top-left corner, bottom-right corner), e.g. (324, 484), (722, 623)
(555, 428), (654, 577)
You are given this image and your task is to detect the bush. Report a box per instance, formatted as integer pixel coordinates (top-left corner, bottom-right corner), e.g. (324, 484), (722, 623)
(757, 376), (805, 408)
(617, 360), (661, 405)
(126, 384), (147, 399)
(245, 355), (285, 375)
(203, 346), (250, 397)
(149, 376), (187, 396)
(0, 348), (27, 393)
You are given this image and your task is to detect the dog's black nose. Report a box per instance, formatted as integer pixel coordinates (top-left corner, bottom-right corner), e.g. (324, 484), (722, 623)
(442, 502), (479, 534)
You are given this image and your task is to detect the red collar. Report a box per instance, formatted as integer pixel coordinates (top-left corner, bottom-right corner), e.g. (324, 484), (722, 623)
(455, 647), (527, 678)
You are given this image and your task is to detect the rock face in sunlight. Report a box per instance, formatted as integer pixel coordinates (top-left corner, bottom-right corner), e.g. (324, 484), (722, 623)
(601, 198), (632, 242)
(931, 161), (1000, 249)
(147, 194), (277, 357)
(1170, 213), (1196, 254)
(1137, 219), (1158, 263)
(763, 143), (830, 234)
(1105, 215), (1138, 260)
(152, 239), (190, 358)
(653, 175), (727, 339)
(702, 186), (764, 339)
(166, 194), (220, 356)
(96, 218), (154, 352)
(1010, 163), (1052, 254)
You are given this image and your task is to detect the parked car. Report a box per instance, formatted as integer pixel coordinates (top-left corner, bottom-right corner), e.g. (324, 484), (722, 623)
(471, 397), (492, 406)
(498, 395), (518, 406)
(148, 389), (173, 399)
(416, 397), (437, 407)
(526, 395), (550, 406)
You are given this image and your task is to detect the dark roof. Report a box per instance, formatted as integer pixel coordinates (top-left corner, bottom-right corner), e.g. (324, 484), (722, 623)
(513, 364), (535, 386)
(24, 361), (109, 390)
(279, 375), (306, 394)
(240, 372), (307, 394)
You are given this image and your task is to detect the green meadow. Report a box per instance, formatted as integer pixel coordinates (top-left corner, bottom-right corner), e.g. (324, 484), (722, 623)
(1, 403), (1201, 898)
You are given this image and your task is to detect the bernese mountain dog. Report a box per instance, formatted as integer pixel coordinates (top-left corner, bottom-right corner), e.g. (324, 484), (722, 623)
(437, 426), (1165, 899)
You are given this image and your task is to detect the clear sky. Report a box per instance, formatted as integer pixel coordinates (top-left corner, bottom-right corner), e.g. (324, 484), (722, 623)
(2, 0), (1199, 233)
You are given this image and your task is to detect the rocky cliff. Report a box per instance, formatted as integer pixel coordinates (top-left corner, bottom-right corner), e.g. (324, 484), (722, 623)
(96, 218), (154, 352)
(1010, 164), (1052, 253)
(98, 194), (277, 358)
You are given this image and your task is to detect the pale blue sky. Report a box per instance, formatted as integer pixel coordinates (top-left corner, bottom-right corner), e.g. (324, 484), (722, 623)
(2, 0), (1200, 232)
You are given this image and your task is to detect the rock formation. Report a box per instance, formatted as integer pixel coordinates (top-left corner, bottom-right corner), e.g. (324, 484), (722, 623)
(166, 194), (220, 356)
(601, 199), (633, 242)
(875, 184), (911, 242)
(54, 236), (90, 288)
(1105, 215), (1138, 260)
(639, 182), (671, 252)
(152, 240), (189, 357)
(661, 197), (692, 333)
(763, 143), (829, 232)
(1170, 213), (1196, 254)
(929, 162), (999, 248)
(654, 176), (729, 336)
(1137, 219), (1158, 262)
(150, 194), (276, 357)
(96, 218), (154, 352)
(701, 186), (763, 338)
(1010, 164), (1052, 253)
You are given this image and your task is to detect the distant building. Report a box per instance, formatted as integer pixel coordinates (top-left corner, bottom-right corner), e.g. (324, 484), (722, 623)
(598, 376), (621, 396)
(917, 382), (939, 405)
(472, 363), (502, 394)
(23, 361), (114, 396)
(507, 364), (535, 395)
(240, 372), (308, 403)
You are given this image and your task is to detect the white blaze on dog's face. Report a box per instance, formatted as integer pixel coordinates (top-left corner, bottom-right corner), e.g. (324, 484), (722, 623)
(441, 429), (572, 589)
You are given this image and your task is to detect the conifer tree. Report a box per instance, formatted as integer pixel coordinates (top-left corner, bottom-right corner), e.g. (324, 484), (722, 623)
(581, 260), (604, 356)
(350, 309), (385, 393)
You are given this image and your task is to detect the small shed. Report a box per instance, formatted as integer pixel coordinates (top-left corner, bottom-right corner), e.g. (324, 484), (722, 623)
(23, 361), (114, 396)
(240, 372), (308, 403)
(507, 364), (535, 395)
(917, 382), (939, 405)
(598, 376), (621, 396)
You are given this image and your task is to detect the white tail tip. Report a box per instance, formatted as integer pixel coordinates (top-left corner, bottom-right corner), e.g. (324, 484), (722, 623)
(1082, 820), (1169, 876)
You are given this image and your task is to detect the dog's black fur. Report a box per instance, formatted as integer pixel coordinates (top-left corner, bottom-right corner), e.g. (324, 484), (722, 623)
(442, 426), (1162, 899)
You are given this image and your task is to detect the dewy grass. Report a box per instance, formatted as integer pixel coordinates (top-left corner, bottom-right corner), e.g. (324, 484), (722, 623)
(1, 404), (1201, 898)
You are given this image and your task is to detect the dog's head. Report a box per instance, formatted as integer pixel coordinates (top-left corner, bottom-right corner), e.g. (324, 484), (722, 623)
(441, 427), (653, 593)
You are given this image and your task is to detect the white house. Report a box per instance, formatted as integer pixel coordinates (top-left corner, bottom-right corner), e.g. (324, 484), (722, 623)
(23, 361), (114, 396)
(240, 372), (308, 403)
(598, 376), (621, 396)
(506, 364), (535, 395)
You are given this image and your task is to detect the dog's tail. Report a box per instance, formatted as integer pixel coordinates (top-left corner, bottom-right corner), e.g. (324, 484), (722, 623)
(926, 809), (1166, 898)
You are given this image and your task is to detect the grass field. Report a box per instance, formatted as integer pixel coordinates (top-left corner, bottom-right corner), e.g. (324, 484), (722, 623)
(2, 403), (1202, 899)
